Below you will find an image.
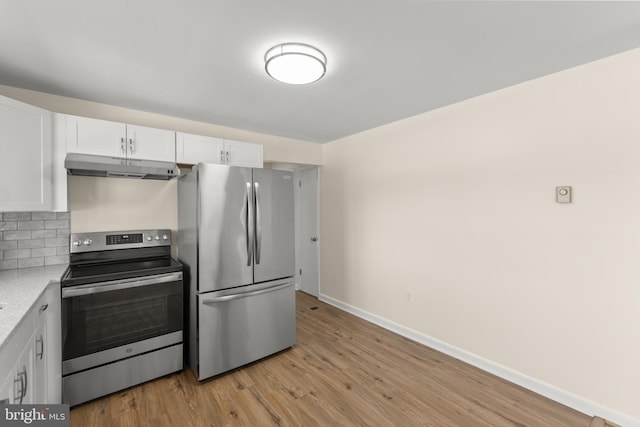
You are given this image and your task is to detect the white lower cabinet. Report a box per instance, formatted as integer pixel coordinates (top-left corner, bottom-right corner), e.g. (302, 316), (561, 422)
(0, 282), (61, 405)
(0, 311), (35, 404)
(32, 312), (47, 404)
(0, 343), (33, 404)
(15, 340), (34, 404)
(44, 283), (61, 404)
(0, 369), (12, 404)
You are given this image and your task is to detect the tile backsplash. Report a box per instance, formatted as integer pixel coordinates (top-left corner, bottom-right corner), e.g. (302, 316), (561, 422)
(0, 212), (70, 270)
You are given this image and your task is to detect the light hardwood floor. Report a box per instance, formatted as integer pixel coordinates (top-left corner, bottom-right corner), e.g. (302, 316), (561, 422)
(71, 291), (611, 426)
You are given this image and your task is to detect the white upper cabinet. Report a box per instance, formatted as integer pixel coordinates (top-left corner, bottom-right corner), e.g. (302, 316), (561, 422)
(68, 115), (124, 157)
(176, 132), (225, 164)
(0, 96), (54, 211)
(223, 139), (263, 168)
(126, 124), (176, 162)
(176, 132), (263, 168)
(65, 115), (176, 162)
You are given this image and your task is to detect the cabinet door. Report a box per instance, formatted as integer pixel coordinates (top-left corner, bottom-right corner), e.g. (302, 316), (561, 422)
(176, 132), (224, 164)
(51, 114), (68, 212)
(0, 371), (12, 404)
(0, 95), (52, 211)
(44, 283), (62, 404)
(14, 340), (34, 404)
(126, 125), (175, 162)
(67, 115), (126, 157)
(224, 139), (263, 168)
(32, 320), (46, 403)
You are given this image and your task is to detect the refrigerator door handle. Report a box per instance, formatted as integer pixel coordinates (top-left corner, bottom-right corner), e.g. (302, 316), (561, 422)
(246, 182), (254, 266)
(201, 282), (292, 305)
(254, 181), (262, 264)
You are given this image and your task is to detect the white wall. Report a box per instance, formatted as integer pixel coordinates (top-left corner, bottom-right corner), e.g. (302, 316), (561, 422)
(320, 48), (640, 424)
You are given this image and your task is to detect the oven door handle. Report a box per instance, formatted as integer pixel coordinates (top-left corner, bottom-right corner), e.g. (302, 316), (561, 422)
(62, 272), (183, 298)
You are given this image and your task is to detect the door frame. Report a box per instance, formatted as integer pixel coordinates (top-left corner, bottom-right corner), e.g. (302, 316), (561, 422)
(294, 166), (320, 297)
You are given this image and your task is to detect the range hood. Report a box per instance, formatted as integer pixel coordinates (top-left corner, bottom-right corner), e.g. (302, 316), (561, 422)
(65, 153), (180, 180)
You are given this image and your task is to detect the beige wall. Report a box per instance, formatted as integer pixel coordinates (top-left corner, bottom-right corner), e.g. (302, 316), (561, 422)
(68, 175), (177, 230)
(320, 48), (640, 423)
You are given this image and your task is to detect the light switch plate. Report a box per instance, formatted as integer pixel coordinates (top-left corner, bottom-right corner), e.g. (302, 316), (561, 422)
(556, 186), (572, 203)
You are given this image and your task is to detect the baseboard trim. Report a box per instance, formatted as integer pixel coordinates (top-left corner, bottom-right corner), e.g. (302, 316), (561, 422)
(318, 293), (638, 427)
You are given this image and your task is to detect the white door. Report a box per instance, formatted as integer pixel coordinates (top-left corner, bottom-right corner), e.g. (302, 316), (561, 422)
(0, 96), (52, 211)
(32, 320), (46, 403)
(296, 167), (319, 297)
(126, 124), (176, 162)
(176, 132), (225, 164)
(224, 139), (263, 168)
(68, 115), (126, 157)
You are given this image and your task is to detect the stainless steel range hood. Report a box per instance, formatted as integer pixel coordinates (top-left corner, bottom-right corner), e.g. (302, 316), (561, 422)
(65, 153), (180, 180)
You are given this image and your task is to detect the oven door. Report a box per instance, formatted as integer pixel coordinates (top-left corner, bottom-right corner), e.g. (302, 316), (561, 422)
(62, 272), (183, 374)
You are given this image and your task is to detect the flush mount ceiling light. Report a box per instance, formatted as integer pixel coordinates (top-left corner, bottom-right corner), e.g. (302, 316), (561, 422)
(264, 43), (326, 85)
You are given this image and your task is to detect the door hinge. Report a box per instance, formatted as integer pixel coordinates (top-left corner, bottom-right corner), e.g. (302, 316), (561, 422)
(299, 269), (302, 275)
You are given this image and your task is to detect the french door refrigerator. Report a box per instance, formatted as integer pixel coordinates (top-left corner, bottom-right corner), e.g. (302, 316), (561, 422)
(178, 163), (296, 381)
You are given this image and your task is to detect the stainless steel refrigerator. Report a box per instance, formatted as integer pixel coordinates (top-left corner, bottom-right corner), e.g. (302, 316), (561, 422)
(178, 163), (296, 381)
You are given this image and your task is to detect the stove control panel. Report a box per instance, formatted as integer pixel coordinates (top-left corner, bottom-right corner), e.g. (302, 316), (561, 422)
(70, 229), (172, 253)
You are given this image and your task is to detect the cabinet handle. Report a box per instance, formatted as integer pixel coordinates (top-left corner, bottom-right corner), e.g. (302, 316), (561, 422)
(21, 367), (27, 404)
(39, 303), (48, 314)
(129, 138), (134, 155)
(220, 150), (225, 163)
(14, 367), (27, 404)
(13, 373), (21, 403)
(120, 137), (126, 155)
(226, 150), (230, 163)
(36, 335), (44, 360)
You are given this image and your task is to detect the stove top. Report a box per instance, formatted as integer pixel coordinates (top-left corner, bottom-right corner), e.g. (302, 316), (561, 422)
(61, 257), (183, 287)
(61, 229), (183, 287)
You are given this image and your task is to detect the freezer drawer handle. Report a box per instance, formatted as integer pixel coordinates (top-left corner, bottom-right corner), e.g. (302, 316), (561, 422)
(202, 282), (292, 305)
(62, 272), (183, 298)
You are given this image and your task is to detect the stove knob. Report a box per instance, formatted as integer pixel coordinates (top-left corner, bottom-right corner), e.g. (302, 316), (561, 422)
(154, 235), (160, 241)
(162, 234), (169, 240)
(146, 235), (153, 241)
(73, 240), (82, 246)
(84, 239), (93, 246)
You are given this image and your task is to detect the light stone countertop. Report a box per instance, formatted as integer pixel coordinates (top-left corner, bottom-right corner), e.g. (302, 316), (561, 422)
(0, 264), (67, 352)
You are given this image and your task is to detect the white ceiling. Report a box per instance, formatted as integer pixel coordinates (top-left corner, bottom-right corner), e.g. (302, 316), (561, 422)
(1, 1), (640, 143)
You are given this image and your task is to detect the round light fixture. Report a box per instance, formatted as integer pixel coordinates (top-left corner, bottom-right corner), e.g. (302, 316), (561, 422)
(264, 43), (326, 85)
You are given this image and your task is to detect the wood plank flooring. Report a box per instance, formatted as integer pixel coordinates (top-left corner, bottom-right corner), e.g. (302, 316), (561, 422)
(70, 291), (605, 426)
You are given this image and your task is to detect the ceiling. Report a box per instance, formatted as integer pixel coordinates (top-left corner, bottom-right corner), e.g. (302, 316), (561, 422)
(1, 1), (640, 144)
